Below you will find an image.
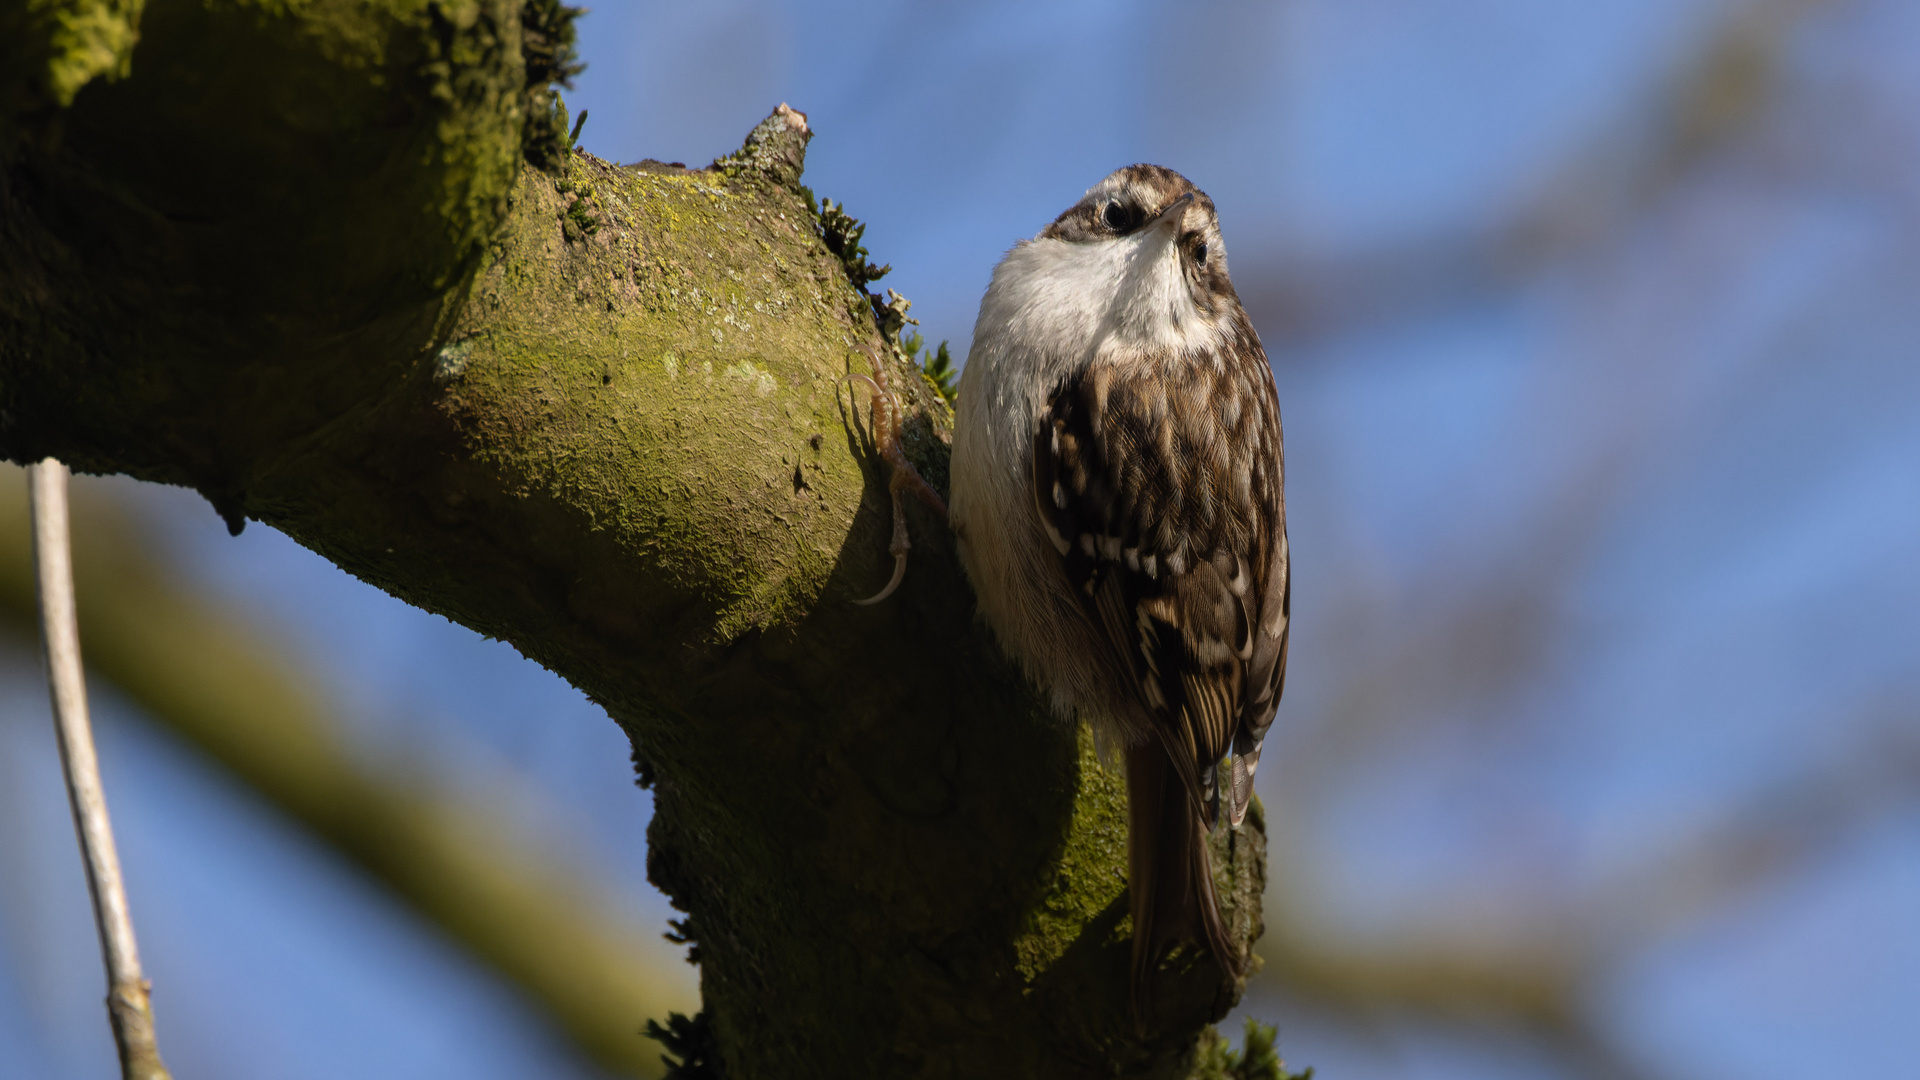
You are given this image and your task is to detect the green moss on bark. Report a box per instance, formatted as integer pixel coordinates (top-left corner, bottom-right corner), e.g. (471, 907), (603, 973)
(0, 9), (1269, 1070)
(0, 0), (536, 531)
(0, 0), (143, 113)
(1014, 727), (1131, 982)
(444, 155), (875, 637)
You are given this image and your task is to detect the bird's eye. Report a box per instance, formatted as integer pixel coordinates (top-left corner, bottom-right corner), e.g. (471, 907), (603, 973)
(1101, 201), (1136, 232)
(1193, 241), (1209, 266)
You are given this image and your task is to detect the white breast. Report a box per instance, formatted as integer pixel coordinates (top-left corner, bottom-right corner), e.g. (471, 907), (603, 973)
(948, 229), (1215, 734)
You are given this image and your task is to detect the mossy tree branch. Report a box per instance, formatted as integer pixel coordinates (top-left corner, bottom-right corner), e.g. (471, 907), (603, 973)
(0, 2), (1267, 1076)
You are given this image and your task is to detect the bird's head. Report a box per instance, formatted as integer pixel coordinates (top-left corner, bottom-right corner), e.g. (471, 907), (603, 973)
(1037, 164), (1242, 349)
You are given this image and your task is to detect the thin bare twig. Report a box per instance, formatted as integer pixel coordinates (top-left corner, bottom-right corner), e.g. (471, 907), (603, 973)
(28, 459), (173, 1080)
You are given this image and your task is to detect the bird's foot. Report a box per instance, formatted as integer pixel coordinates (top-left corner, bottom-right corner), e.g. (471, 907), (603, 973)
(844, 354), (947, 605)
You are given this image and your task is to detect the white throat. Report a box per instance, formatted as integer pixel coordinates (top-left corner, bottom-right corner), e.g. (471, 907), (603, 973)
(954, 227), (1223, 486)
(990, 226), (1206, 365)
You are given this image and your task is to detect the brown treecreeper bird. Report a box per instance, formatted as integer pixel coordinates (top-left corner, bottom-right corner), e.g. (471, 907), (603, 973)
(949, 164), (1290, 1021)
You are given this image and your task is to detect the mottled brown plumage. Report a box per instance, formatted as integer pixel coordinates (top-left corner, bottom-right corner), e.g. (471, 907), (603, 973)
(950, 165), (1290, 1023)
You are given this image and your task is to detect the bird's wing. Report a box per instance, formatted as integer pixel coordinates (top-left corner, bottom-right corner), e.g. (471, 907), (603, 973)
(1032, 333), (1286, 827)
(1229, 520), (1287, 826)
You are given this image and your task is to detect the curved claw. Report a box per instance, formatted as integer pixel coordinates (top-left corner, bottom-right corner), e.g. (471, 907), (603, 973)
(854, 481), (911, 605)
(841, 351), (944, 605)
(842, 372), (884, 398)
(853, 550), (909, 606)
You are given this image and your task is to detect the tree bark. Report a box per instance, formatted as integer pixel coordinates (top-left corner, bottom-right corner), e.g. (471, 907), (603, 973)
(0, 2), (1266, 1076)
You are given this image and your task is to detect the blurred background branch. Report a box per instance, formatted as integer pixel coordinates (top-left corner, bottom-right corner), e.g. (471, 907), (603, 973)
(0, 466), (687, 1078)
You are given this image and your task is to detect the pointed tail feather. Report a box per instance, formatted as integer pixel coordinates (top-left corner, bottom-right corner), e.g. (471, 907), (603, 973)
(1127, 743), (1242, 1028)
(1228, 743), (1263, 828)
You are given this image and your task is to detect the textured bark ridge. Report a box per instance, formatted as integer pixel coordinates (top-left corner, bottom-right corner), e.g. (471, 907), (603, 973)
(0, 2), (1266, 1075)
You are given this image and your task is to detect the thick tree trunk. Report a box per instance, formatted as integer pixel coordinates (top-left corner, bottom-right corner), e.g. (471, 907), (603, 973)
(0, 2), (1266, 1076)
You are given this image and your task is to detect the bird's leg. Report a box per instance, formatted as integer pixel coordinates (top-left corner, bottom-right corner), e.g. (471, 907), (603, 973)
(844, 352), (947, 606)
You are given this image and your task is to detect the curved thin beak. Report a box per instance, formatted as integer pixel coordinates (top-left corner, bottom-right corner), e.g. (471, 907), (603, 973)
(1150, 191), (1195, 230)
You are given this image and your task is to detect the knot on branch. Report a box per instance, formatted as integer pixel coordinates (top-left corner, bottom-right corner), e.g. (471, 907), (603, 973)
(711, 102), (812, 187)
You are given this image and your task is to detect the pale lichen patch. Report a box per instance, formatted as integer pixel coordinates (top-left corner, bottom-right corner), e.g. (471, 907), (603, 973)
(724, 361), (778, 397)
